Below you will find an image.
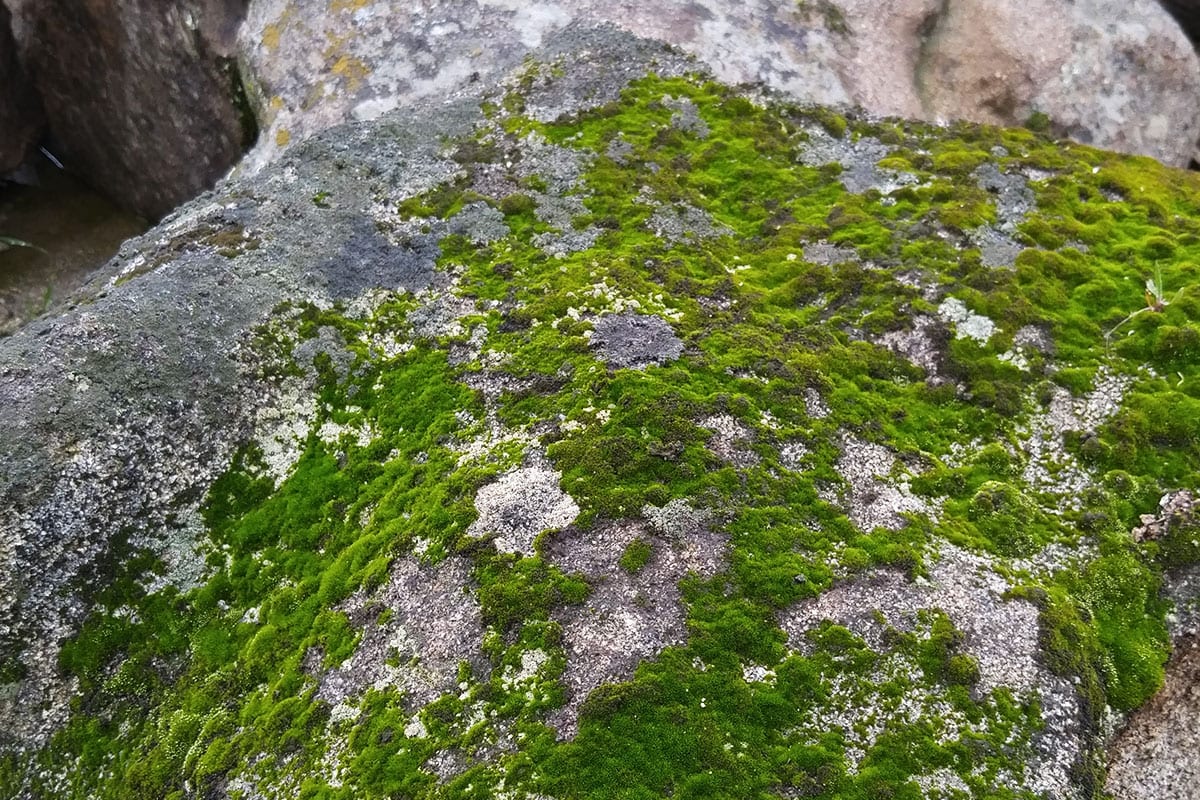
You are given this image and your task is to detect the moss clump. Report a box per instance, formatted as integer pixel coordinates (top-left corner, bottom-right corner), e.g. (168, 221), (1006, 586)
(619, 537), (654, 573)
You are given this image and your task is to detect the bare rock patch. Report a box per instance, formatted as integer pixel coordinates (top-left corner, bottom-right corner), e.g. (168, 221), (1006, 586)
(466, 465), (580, 556)
(545, 516), (727, 737)
(318, 556), (489, 710)
(589, 311), (683, 370)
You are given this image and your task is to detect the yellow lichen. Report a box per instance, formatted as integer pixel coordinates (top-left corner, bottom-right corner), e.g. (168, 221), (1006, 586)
(330, 55), (371, 93)
(261, 23), (281, 52)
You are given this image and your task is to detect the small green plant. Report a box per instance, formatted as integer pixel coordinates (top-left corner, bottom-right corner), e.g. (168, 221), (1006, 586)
(1105, 266), (1184, 356)
(1025, 110), (1051, 133)
(619, 537), (653, 574)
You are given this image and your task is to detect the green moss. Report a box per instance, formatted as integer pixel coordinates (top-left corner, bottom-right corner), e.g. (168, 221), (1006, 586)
(13, 67), (1200, 800)
(619, 537), (654, 573)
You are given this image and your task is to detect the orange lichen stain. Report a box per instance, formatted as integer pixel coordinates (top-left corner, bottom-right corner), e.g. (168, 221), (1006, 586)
(275, 128), (292, 147)
(270, 96), (285, 111)
(331, 0), (370, 11)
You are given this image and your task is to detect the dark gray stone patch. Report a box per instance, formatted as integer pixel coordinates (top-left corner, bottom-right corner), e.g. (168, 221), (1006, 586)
(797, 128), (919, 195)
(969, 225), (1025, 268)
(314, 218), (440, 300)
(662, 94), (710, 138)
(646, 202), (731, 243)
(973, 163), (1035, 231)
(589, 312), (683, 369)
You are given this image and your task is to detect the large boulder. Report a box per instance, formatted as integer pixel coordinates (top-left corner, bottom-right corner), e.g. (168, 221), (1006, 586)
(913, 0), (1200, 165)
(2, 24), (1199, 799)
(4, 0), (252, 219)
(237, 0), (1200, 171)
(0, 2), (41, 175)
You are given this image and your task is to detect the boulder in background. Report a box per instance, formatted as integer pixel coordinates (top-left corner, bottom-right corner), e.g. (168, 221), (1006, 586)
(4, 0), (253, 219)
(0, 1), (41, 176)
(236, 0), (1200, 170)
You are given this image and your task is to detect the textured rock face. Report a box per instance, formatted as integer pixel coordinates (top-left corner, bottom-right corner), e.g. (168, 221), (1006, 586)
(917, 0), (1200, 165)
(0, 2), (41, 175)
(238, 0), (1200, 170)
(2, 24), (1200, 800)
(1106, 637), (1200, 800)
(5, 0), (251, 218)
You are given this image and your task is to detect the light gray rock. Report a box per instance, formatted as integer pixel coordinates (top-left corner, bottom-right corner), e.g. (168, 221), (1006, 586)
(238, 0), (1200, 170)
(914, 0), (1200, 167)
(0, 96), (481, 751)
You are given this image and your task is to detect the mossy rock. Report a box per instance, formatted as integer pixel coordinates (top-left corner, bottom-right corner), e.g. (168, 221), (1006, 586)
(1, 29), (1198, 800)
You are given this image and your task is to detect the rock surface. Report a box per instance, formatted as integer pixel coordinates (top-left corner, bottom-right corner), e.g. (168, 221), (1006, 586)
(916, 0), (1200, 165)
(238, 0), (1200, 170)
(5, 0), (252, 218)
(1, 23), (1199, 800)
(0, 2), (41, 176)
(1106, 637), (1200, 800)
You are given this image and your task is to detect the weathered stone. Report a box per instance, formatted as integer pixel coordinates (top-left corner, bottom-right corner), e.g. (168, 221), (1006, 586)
(916, 0), (1200, 167)
(238, 0), (1200, 170)
(0, 23), (1197, 799)
(1106, 637), (1200, 800)
(5, 0), (252, 218)
(1158, 0), (1200, 45)
(0, 2), (41, 175)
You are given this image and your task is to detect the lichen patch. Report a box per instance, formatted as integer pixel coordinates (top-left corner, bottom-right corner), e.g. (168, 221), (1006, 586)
(252, 375), (320, 486)
(466, 466), (580, 556)
(937, 297), (996, 345)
